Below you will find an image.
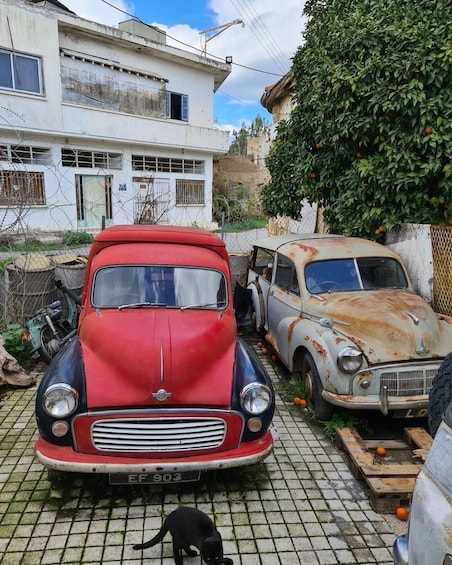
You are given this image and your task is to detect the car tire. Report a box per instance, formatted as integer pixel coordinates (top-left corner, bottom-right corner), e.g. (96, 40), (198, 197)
(301, 352), (334, 421)
(428, 353), (452, 437)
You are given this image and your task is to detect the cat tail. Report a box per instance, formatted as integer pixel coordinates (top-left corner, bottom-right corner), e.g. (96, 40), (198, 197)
(133, 524), (169, 550)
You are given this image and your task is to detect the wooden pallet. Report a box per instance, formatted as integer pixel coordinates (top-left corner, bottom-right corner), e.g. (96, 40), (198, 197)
(336, 427), (432, 513)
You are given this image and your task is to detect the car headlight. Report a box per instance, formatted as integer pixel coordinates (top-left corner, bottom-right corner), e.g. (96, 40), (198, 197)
(337, 347), (363, 373)
(240, 383), (272, 415)
(42, 384), (79, 418)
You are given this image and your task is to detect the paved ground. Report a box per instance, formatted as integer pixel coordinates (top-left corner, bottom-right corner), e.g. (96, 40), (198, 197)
(0, 352), (401, 565)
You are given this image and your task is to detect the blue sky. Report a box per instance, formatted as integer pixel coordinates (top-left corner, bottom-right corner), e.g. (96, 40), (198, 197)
(62, 0), (306, 135)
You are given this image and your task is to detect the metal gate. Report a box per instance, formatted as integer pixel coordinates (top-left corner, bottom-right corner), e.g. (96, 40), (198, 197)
(133, 177), (170, 224)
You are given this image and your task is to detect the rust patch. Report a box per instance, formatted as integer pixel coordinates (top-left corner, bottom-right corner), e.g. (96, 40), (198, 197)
(311, 339), (327, 360)
(288, 317), (302, 342)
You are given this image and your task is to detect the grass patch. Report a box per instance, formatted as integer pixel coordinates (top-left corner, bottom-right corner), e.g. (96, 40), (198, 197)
(215, 216), (267, 233)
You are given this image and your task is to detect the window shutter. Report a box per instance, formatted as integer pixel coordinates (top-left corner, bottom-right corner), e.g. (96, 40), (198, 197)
(165, 91), (170, 118)
(181, 95), (188, 122)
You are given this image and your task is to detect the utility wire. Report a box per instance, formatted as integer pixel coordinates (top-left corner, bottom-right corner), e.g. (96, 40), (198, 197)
(229, 0), (289, 73)
(98, 0), (286, 77)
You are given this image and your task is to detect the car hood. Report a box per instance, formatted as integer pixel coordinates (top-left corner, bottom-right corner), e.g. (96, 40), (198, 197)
(305, 290), (452, 363)
(79, 309), (237, 409)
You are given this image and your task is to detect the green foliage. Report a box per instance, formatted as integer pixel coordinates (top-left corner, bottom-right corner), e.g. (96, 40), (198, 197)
(229, 115), (270, 156)
(2, 324), (33, 369)
(63, 231), (93, 246)
(262, 0), (452, 238)
(321, 410), (373, 442)
(0, 258), (13, 281)
(213, 179), (264, 227)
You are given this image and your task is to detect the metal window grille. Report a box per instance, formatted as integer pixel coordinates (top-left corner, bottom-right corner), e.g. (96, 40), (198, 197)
(132, 155), (205, 174)
(61, 149), (122, 169)
(175, 179), (205, 205)
(0, 171), (45, 205)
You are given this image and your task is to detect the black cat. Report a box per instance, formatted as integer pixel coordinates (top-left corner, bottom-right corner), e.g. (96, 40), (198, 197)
(133, 506), (233, 565)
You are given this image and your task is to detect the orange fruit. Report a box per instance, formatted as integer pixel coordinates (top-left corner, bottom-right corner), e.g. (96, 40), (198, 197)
(293, 397), (301, 405)
(376, 446), (386, 456)
(261, 347), (268, 355)
(425, 127), (433, 135)
(315, 142), (322, 150)
(299, 399), (308, 408)
(356, 152), (362, 159)
(309, 171), (317, 179)
(396, 507), (409, 521)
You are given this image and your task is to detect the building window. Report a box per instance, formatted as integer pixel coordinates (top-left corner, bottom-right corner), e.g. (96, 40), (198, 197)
(0, 145), (51, 165)
(62, 149), (122, 169)
(175, 179), (205, 205)
(0, 171), (46, 205)
(0, 50), (43, 94)
(132, 155), (204, 174)
(166, 92), (188, 121)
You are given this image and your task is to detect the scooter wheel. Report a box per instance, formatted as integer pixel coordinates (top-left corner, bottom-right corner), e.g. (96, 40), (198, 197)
(38, 324), (67, 364)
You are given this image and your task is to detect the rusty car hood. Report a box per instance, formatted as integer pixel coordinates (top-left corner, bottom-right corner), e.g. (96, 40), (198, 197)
(305, 290), (452, 363)
(79, 308), (237, 409)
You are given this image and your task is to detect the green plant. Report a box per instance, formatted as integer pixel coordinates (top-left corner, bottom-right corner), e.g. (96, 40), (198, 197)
(2, 324), (33, 369)
(321, 410), (373, 442)
(63, 231), (93, 246)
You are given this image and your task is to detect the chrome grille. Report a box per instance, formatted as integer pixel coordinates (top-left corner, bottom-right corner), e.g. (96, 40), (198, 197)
(91, 418), (226, 452)
(380, 368), (436, 396)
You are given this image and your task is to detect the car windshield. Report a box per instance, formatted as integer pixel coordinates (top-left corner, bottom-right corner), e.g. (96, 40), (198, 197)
(304, 257), (408, 294)
(92, 265), (227, 309)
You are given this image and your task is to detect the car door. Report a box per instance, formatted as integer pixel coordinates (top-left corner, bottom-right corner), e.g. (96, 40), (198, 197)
(267, 253), (301, 365)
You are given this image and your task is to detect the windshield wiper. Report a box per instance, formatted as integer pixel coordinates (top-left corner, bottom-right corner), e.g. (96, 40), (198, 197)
(180, 301), (227, 310)
(118, 302), (167, 310)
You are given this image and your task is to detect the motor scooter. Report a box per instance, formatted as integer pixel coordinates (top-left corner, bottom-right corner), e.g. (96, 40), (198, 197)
(26, 279), (81, 364)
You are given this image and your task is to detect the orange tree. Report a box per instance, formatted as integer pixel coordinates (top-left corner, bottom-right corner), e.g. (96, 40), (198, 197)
(262, 0), (452, 238)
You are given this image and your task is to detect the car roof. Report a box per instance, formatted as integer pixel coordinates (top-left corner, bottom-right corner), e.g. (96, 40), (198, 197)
(88, 225), (229, 263)
(252, 233), (340, 252)
(253, 233), (403, 262)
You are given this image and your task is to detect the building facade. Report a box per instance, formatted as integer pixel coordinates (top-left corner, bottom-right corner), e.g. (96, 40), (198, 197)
(0, 0), (231, 233)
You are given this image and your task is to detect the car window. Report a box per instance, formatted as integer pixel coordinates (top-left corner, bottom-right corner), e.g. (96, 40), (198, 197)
(424, 427), (452, 497)
(305, 257), (408, 294)
(274, 254), (299, 296)
(92, 265), (227, 309)
(252, 247), (275, 281)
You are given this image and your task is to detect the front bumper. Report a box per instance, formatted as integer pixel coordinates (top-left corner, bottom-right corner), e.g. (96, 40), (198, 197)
(34, 429), (275, 475)
(322, 390), (428, 415)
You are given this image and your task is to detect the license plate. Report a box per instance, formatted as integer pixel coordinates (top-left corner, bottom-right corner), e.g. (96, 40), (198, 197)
(109, 470), (200, 485)
(393, 407), (428, 419)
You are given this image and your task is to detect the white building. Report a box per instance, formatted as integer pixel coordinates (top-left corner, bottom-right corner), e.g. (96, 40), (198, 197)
(0, 0), (231, 233)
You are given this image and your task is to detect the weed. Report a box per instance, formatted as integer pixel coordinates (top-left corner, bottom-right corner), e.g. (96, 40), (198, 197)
(63, 231), (93, 246)
(2, 323), (33, 369)
(322, 409), (373, 442)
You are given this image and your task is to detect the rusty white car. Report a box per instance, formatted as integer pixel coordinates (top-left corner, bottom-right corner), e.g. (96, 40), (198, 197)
(247, 234), (452, 420)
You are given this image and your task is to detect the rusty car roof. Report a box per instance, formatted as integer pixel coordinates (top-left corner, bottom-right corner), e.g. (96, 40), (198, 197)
(253, 234), (404, 263)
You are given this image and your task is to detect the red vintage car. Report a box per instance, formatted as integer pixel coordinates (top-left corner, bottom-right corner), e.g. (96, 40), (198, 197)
(35, 225), (275, 484)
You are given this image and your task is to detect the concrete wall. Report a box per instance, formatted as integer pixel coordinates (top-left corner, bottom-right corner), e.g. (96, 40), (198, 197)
(386, 224), (433, 303)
